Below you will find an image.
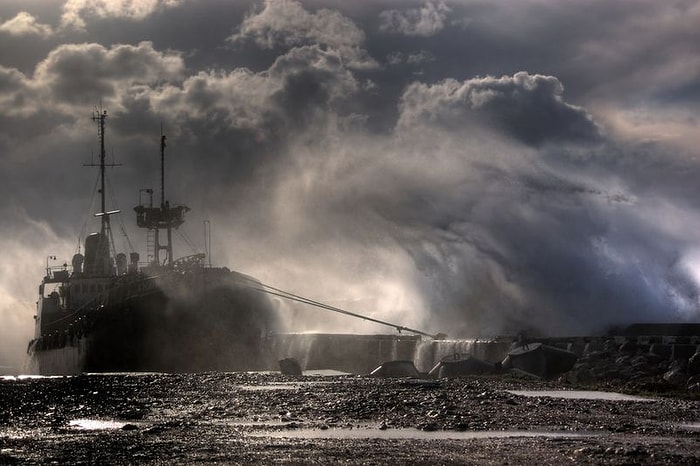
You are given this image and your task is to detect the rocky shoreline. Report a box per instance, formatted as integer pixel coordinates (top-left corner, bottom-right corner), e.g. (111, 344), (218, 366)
(561, 338), (700, 393)
(1, 369), (699, 464)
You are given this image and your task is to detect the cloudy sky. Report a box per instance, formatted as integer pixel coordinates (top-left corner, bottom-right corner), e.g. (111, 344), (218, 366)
(1, 0), (699, 367)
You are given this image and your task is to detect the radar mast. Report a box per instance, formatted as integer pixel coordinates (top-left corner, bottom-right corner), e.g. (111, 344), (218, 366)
(134, 127), (189, 267)
(83, 109), (121, 276)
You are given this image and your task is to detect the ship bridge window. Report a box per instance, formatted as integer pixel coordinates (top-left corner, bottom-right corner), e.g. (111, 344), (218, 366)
(41, 283), (60, 298)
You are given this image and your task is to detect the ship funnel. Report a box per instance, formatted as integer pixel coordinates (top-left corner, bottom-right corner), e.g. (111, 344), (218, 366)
(71, 253), (84, 275)
(84, 232), (112, 276)
(129, 252), (140, 273)
(116, 253), (127, 275)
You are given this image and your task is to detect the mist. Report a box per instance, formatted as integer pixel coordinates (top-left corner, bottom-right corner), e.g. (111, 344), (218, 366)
(1, 0), (700, 368)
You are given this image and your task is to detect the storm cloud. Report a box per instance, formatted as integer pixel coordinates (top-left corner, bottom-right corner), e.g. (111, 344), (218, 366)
(1, 0), (699, 369)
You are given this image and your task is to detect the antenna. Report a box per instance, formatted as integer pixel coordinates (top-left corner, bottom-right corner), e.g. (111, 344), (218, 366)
(93, 109), (108, 234)
(83, 107), (121, 276)
(133, 126), (189, 268)
(204, 220), (212, 266)
(86, 108), (122, 232)
(160, 122), (166, 209)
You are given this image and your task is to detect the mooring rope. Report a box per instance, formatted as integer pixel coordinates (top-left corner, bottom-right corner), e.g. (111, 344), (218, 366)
(241, 277), (438, 339)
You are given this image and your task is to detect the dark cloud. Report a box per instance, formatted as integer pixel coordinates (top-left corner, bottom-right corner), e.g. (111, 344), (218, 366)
(34, 41), (183, 108)
(0, 65), (35, 116)
(231, 0), (364, 49)
(1, 0), (700, 367)
(398, 72), (602, 146)
(229, 0), (377, 70)
(379, 0), (451, 37)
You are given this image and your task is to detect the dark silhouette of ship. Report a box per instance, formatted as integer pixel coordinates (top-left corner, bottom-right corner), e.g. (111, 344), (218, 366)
(27, 111), (279, 374)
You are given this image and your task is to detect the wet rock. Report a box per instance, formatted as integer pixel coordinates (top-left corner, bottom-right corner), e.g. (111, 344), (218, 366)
(400, 379), (440, 389)
(505, 368), (542, 379)
(630, 354), (650, 368)
(428, 354), (495, 378)
(687, 352), (700, 377)
(280, 411), (298, 422)
(417, 422), (439, 431)
(663, 359), (688, 386)
(565, 365), (595, 384)
(369, 360), (421, 378)
(504, 343), (577, 378)
(584, 350), (610, 361)
(645, 351), (667, 365)
(618, 340), (637, 354)
(649, 344), (673, 360)
(603, 339), (618, 353)
(672, 344), (699, 361)
(615, 355), (631, 366)
(687, 375), (700, 386)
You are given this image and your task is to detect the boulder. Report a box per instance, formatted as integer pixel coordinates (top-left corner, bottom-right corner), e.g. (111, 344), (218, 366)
(662, 359), (687, 386)
(279, 358), (302, 376)
(370, 360), (421, 378)
(672, 344), (698, 361)
(503, 343), (577, 378)
(686, 352), (700, 377)
(649, 344), (673, 360)
(428, 354), (495, 378)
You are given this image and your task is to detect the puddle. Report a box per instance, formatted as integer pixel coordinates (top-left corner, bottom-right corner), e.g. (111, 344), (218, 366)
(238, 384), (300, 391)
(1, 375), (71, 381)
(506, 390), (653, 402)
(238, 381), (334, 391)
(676, 422), (700, 430)
(85, 372), (168, 376)
(229, 420), (292, 427)
(69, 419), (131, 430)
(248, 427), (602, 440)
(303, 370), (352, 376)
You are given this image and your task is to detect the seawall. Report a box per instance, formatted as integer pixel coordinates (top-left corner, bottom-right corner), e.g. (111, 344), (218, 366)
(269, 330), (700, 375)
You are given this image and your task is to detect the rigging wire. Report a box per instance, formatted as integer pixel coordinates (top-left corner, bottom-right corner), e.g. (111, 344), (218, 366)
(176, 229), (199, 255)
(106, 173), (135, 253)
(77, 172), (101, 254)
(238, 276), (437, 339)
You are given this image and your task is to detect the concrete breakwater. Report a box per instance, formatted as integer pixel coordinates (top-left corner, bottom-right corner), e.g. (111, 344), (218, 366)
(269, 333), (518, 374)
(269, 330), (700, 375)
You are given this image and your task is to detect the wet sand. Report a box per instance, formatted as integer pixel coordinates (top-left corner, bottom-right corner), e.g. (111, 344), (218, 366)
(1, 372), (699, 464)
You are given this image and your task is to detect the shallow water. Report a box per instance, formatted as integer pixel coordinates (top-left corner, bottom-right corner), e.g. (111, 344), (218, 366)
(68, 419), (132, 430)
(506, 390), (653, 401)
(248, 427), (603, 440)
(675, 422), (700, 430)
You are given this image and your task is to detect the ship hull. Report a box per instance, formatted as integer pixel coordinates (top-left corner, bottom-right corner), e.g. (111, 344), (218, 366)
(26, 340), (87, 376)
(28, 268), (280, 375)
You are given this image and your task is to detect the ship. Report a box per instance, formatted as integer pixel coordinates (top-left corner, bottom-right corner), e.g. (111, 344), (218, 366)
(26, 110), (280, 375)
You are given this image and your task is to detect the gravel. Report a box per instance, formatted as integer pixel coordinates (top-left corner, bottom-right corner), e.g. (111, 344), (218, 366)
(1, 372), (699, 464)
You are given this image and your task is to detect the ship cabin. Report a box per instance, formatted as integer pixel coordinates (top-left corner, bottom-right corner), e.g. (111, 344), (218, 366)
(35, 231), (140, 339)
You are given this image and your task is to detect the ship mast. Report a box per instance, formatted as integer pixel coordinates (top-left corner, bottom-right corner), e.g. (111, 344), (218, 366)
(134, 127), (188, 267)
(160, 128), (175, 266)
(94, 110), (109, 236)
(84, 109), (121, 275)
